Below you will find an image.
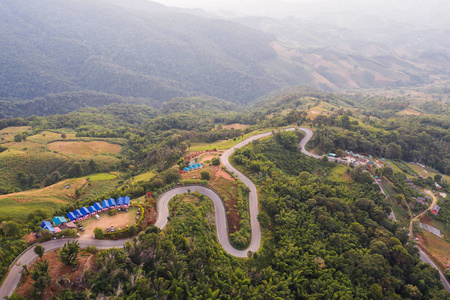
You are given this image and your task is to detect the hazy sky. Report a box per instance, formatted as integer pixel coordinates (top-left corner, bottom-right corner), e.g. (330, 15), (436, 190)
(150, 0), (315, 17)
(150, 0), (449, 27)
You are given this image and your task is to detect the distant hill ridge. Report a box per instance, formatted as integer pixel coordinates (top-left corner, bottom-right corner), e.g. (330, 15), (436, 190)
(1, 0), (449, 119)
(0, 0), (281, 106)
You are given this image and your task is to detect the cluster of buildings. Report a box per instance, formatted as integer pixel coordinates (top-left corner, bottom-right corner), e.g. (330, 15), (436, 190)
(41, 216), (77, 234)
(413, 196), (431, 205)
(67, 196), (131, 222)
(342, 150), (377, 167)
(182, 160), (203, 173)
(40, 196), (131, 234)
(406, 178), (421, 192)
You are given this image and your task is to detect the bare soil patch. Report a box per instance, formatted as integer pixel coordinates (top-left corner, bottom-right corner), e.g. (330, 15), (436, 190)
(222, 123), (249, 130)
(48, 141), (122, 156)
(397, 108), (422, 116)
(79, 207), (139, 237)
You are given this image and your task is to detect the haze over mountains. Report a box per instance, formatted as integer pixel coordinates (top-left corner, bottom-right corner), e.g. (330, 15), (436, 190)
(1, 0), (449, 118)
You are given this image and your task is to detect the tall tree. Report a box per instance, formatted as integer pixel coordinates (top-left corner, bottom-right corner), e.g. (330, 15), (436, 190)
(33, 245), (45, 259)
(59, 241), (80, 266)
(31, 260), (51, 298)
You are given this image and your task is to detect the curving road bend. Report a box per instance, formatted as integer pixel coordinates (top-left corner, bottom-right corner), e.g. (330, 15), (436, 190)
(155, 186), (249, 257)
(1, 127), (448, 297)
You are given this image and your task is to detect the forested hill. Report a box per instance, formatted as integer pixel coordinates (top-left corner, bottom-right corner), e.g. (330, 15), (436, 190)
(0, 0), (281, 105)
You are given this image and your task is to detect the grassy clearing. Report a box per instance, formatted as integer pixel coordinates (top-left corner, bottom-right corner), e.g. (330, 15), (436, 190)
(327, 164), (348, 181)
(27, 131), (77, 144)
(0, 126), (31, 143)
(48, 141), (122, 156)
(0, 178), (85, 220)
(407, 163), (450, 182)
(420, 216), (450, 243)
(189, 128), (275, 152)
(391, 160), (418, 176)
(83, 173), (117, 181)
(127, 171), (156, 184)
(385, 160), (404, 174)
(420, 231), (450, 269)
(396, 108), (422, 116)
(307, 102), (341, 120)
(81, 178), (120, 202)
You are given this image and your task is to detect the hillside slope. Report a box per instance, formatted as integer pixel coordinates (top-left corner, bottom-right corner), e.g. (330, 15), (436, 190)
(0, 0), (281, 105)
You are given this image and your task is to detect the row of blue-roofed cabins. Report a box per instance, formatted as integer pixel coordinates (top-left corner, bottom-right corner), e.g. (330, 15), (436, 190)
(66, 196), (131, 222)
(183, 163), (203, 173)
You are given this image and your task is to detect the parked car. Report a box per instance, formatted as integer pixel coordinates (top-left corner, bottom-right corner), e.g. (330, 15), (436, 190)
(110, 226), (114, 232)
(95, 214), (100, 220)
(79, 227), (85, 232)
(106, 227), (109, 233)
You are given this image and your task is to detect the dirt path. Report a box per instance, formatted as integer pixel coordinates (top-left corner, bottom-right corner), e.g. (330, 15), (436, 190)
(413, 190), (437, 222)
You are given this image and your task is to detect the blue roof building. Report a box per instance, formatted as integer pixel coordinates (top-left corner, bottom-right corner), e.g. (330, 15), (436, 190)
(42, 221), (55, 233)
(183, 167), (189, 172)
(94, 202), (103, 211)
(116, 197), (124, 206)
(80, 207), (90, 215)
(124, 196), (130, 206)
(74, 209), (84, 218)
(196, 163), (202, 168)
(108, 198), (116, 207)
(102, 200), (110, 209)
(67, 212), (76, 221)
(52, 216), (67, 227)
(88, 206), (97, 214)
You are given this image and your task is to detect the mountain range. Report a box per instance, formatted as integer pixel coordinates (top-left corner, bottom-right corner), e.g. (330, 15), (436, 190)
(0, 0), (449, 118)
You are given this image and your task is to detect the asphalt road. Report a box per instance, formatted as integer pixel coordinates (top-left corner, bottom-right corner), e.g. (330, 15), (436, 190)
(1, 126), (448, 297)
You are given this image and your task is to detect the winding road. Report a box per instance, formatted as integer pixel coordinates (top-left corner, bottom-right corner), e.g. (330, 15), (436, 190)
(1, 127), (448, 298)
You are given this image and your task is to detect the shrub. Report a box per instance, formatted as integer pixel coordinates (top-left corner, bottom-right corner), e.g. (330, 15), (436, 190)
(200, 171), (211, 181)
(212, 157), (220, 165)
(55, 229), (77, 238)
(94, 227), (104, 239)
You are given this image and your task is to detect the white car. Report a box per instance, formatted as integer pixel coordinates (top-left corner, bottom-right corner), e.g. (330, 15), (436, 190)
(95, 214), (100, 220)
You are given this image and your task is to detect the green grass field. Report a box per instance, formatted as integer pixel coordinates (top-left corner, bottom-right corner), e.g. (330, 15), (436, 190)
(385, 160), (404, 174)
(0, 126), (32, 143)
(407, 163), (450, 182)
(391, 160), (418, 176)
(128, 171), (156, 183)
(327, 164), (348, 181)
(0, 198), (68, 220)
(0, 178), (84, 220)
(83, 173), (117, 181)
